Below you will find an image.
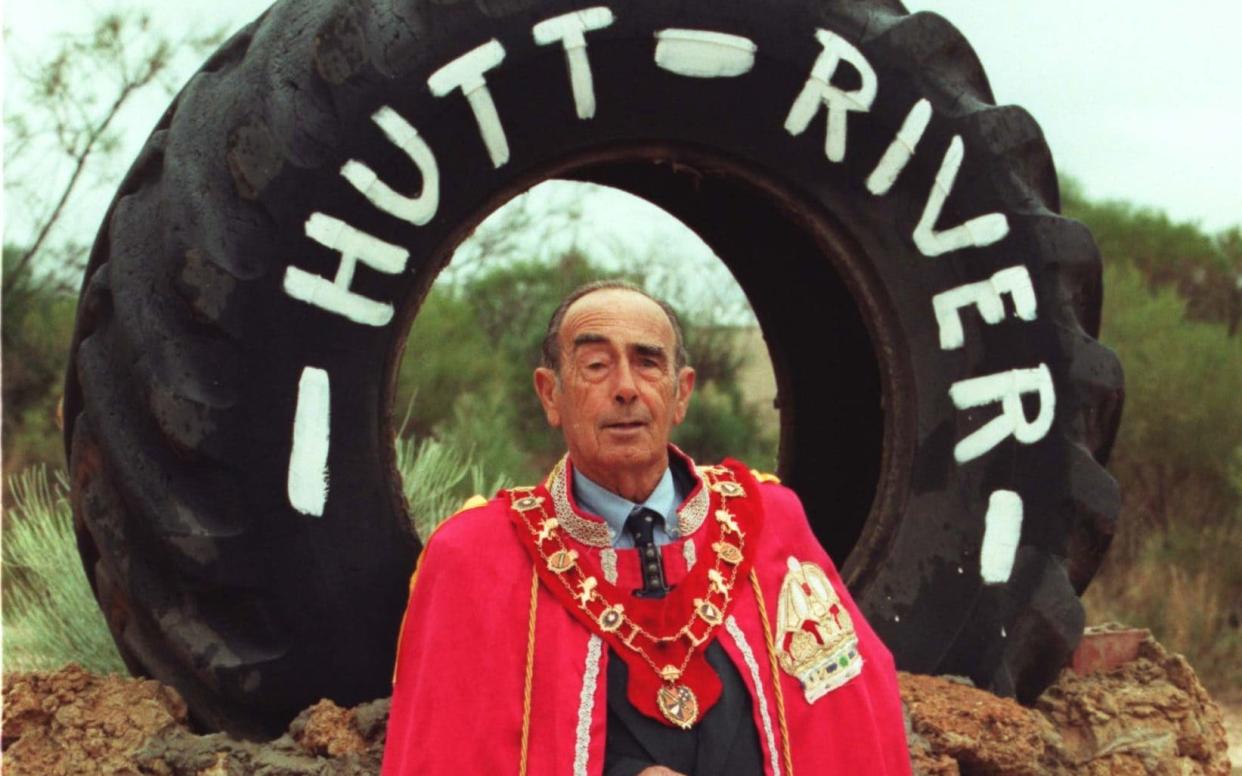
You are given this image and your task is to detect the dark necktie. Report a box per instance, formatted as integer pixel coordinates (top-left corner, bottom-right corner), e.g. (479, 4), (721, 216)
(625, 505), (669, 598)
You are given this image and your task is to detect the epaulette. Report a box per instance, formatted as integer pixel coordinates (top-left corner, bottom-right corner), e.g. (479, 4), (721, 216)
(750, 469), (781, 484)
(413, 494), (491, 569)
(454, 494), (489, 514)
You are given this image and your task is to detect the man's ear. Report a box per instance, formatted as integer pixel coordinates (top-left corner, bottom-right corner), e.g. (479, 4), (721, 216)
(533, 367), (562, 427)
(672, 366), (696, 425)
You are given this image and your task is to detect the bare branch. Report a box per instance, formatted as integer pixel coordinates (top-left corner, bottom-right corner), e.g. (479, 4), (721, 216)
(5, 78), (141, 295)
(3, 10), (221, 297)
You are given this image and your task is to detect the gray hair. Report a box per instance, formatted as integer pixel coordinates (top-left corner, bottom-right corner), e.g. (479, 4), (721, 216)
(540, 280), (689, 373)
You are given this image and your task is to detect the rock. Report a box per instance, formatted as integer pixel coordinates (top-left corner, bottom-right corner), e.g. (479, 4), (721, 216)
(3, 631), (1229, 774)
(2, 664), (187, 776)
(1037, 635), (1230, 775)
(901, 673), (1066, 775)
(134, 698), (390, 775)
(289, 698), (369, 757)
(900, 631), (1231, 775)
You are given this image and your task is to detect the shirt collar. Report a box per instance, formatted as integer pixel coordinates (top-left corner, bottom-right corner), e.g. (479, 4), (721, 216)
(571, 464), (682, 542)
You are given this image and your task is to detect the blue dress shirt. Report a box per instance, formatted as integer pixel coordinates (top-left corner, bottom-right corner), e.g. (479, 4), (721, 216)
(572, 465), (686, 548)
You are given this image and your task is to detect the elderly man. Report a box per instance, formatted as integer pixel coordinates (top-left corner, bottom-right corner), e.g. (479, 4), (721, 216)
(382, 281), (909, 775)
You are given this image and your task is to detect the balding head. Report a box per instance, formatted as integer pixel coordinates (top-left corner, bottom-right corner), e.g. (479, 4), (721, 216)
(540, 280), (689, 374)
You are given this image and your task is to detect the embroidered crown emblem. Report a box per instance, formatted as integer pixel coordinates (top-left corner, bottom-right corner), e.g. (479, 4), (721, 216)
(775, 556), (863, 703)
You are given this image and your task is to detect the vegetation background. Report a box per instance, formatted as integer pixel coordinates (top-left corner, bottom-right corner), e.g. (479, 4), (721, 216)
(2, 7), (1239, 710)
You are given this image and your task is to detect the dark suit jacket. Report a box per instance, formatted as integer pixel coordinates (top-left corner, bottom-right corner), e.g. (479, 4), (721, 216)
(604, 640), (763, 776)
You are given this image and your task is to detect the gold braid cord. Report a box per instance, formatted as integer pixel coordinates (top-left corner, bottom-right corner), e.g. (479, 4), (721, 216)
(751, 569), (795, 776)
(519, 566), (538, 776)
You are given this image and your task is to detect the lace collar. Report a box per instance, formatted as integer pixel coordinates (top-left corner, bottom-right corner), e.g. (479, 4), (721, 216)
(544, 447), (711, 549)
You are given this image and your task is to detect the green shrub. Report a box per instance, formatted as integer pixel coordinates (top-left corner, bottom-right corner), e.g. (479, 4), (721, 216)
(1080, 226), (1242, 698)
(2, 433), (510, 674)
(1, 467), (126, 674)
(395, 430), (512, 540)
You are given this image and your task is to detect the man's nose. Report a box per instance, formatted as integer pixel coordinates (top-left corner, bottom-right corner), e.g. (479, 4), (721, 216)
(613, 360), (638, 403)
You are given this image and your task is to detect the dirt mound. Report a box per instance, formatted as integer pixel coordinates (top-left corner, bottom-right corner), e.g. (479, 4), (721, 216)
(2, 663), (187, 775)
(903, 631), (1231, 775)
(135, 698), (388, 775)
(3, 632), (1231, 774)
(902, 673), (1063, 775)
(1036, 635), (1231, 775)
(2, 664), (388, 775)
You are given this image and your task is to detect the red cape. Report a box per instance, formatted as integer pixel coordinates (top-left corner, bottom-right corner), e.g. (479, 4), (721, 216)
(382, 457), (910, 775)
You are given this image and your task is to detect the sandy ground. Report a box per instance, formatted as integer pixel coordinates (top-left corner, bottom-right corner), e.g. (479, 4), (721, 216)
(1223, 702), (1242, 774)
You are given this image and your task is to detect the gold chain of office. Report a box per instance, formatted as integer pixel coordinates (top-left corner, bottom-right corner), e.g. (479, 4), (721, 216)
(508, 468), (749, 729)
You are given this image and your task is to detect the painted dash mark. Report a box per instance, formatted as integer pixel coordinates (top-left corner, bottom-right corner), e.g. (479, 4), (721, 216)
(980, 489), (1023, 584)
(288, 366), (330, 517)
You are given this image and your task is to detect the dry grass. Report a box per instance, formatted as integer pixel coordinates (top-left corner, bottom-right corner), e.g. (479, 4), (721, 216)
(1085, 523), (1242, 700)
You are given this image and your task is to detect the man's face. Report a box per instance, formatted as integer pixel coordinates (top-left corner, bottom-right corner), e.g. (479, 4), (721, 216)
(534, 289), (695, 486)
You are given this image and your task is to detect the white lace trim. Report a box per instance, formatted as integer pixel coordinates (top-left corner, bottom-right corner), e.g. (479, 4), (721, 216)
(550, 458), (615, 548)
(677, 478), (710, 537)
(600, 549), (618, 584)
(682, 539), (697, 571)
(549, 453), (713, 547)
(573, 635), (604, 776)
(725, 616), (782, 776)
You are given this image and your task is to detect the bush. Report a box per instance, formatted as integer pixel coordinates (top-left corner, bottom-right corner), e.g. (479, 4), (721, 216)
(1099, 263), (1242, 555)
(395, 429), (511, 540)
(1081, 230), (1242, 698)
(1, 467), (126, 674)
(1063, 182), (1241, 331)
(1, 248), (77, 479)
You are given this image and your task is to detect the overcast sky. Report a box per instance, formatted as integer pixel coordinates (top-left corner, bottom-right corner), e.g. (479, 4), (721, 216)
(4, 0), (1239, 263)
(904, 0), (1241, 233)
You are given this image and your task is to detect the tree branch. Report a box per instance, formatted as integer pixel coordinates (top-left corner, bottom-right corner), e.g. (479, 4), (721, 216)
(5, 78), (141, 296)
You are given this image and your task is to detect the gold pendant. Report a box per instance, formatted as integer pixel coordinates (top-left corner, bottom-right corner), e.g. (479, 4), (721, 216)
(656, 683), (699, 730)
(547, 549), (578, 573)
(694, 598), (723, 626)
(597, 604), (625, 632)
(712, 541), (743, 565)
(711, 480), (744, 497)
(512, 495), (546, 512)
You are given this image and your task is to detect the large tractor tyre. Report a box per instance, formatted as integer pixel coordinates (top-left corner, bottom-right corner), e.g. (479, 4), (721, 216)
(65, 0), (1123, 737)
